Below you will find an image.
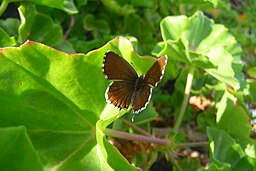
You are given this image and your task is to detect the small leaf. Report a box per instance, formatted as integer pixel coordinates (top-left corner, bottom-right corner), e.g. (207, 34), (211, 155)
(18, 3), (62, 45)
(247, 67), (256, 79)
(174, 157), (201, 171)
(101, 0), (135, 16)
(197, 162), (230, 171)
(180, 0), (218, 8)
(237, 137), (256, 159)
(26, 0), (78, 14)
(0, 18), (20, 37)
(247, 79), (256, 103)
(0, 28), (16, 47)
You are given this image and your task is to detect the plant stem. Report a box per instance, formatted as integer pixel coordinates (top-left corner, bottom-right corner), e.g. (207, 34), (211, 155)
(104, 128), (170, 145)
(64, 15), (76, 40)
(0, 0), (8, 17)
(176, 141), (208, 148)
(122, 119), (152, 136)
(173, 66), (195, 132)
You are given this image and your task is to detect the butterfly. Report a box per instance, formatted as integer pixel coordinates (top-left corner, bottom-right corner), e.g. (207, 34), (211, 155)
(102, 51), (168, 120)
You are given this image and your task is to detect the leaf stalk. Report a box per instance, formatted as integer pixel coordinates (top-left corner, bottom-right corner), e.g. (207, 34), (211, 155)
(173, 66), (195, 132)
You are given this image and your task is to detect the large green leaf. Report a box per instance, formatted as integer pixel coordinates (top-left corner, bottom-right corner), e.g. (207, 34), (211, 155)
(0, 126), (43, 171)
(153, 11), (243, 90)
(216, 90), (251, 138)
(207, 127), (256, 170)
(0, 36), (160, 170)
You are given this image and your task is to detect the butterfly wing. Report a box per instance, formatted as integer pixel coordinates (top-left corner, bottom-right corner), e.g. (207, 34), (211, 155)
(103, 51), (138, 80)
(132, 83), (152, 113)
(105, 81), (135, 110)
(144, 56), (168, 87)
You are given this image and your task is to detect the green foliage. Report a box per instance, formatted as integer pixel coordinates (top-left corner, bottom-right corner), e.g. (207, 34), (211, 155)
(0, 0), (255, 170)
(207, 127), (256, 170)
(153, 11), (243, 90)
(0, 27), (16, 46)
(0, 126), (43, 171)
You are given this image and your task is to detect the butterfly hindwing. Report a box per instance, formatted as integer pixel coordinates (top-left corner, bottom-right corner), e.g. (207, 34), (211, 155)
(103, 51), (138, 81)
(144, 56), (168, 87)
(132, 83), (152, 113)
(105, 81), (135, 109)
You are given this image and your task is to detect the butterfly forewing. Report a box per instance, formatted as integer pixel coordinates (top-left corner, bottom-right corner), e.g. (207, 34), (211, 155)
(103, 51), (138, 80)
(132, 84), (152, 113)
(105, 81), (135, 109)
(144, 56), (168, 87)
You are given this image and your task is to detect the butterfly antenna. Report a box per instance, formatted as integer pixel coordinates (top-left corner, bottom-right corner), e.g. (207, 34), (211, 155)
(131, 114), (136, 122)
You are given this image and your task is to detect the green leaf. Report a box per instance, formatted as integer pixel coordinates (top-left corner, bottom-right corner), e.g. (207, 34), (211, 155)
(247, 67), (256, 79)
(125, 103), (158, 124)
(216, 91), (251, 138)
(0, 40), (98, 170)
(153, 11), (243, 90)
(174, 157), (201, 171)
(83, 14), (110, 37)
(0, 36), (161, 170)
(207, 127), (256, 170)
(28, 0), (78, 14)
(204, 47), (239, 90)
(0, 126), (43, 171)
(247, 79), (256, 103)
(180, 0), (218, 8)
(197, 111), (216, 131)
(130, 0), (155, 7)
(101, 0), (135, 16)
(53, 39), (76, 54)
(0, 18), (20, 37)
(160, 15), (188, 41)
(197, 162), (230, 171)
(0, 0), (77, 16)
(18, 3), (62, 45)
(76, 0), (88, 7)
(0, 27), (16, 47)
(237, 137), (256, 159)
(96, 120), (136, 171)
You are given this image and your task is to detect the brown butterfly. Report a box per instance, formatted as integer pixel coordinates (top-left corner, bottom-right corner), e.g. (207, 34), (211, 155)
(102, 51), (168, 120)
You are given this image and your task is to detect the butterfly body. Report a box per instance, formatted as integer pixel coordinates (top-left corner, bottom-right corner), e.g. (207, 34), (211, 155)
(102, 51), (167, 114)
